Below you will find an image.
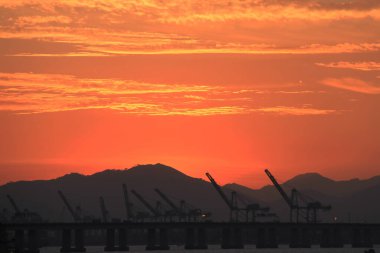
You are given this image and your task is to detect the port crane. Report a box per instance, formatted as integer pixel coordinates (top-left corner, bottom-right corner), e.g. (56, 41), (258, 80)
(206, 172), (239, 221)
(131, 189), (162, 220)
(155, 188), (211, 222)
(293, 189), (331, 223)
(264, 169), (297, 222)
(206, 172), (268, 222)
(206, 172), (274, 222)
(182, 201), (211, 222)
(264, 169), (331, 223)
(0, 208), (11, 223)
(234, 193), (276, 222)
(122, 184), (134, 221)
(154, 188), (184, 221)
(6, 194), (42, 223)
(6, 195), (21, 214)
(123, 184), (151, 222)
(99, 196), (110, 223)
(57, 190), (81, 222)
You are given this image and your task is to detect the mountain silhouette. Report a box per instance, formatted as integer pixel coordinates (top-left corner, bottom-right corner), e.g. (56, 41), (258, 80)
(0, 164), (236, 222)
(0, 164), (379, 223)
(283, 173), (380, 198)
(227, 172), (380, 223)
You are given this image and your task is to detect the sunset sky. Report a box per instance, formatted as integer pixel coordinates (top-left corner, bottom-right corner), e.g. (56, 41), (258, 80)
(0, 0), (379, 188)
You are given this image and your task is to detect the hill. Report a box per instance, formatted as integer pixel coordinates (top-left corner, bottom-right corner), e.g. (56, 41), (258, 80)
(0, 164), (235, 221)
(226, 172), (380, 223)
(1, 164), (379, 223)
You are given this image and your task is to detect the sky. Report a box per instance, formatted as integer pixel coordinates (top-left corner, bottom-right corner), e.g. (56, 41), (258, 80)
(0, 0), (380, 188)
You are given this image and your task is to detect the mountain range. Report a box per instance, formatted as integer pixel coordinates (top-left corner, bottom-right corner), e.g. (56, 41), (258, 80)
(0, 163), (379, 223)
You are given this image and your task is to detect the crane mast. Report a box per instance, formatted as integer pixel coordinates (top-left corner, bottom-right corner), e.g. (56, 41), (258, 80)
(265, 169), (297, 222)
(99, 196), (109, 223)
(205, 172), (234, 210)
(6, 194), (21, 213)
(122, 184), (133, 220)
(154, 188), (182, 215)
(265, 169), (331, 223)
(264, 169), (293, 208)
(131, 189), (160, 217)
(57, 190), (81, 222)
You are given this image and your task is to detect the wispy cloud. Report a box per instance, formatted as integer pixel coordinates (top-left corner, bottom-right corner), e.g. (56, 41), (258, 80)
(138, 106), (248, 116)
(316, 61), (380, 71)
(15, 16), (72, 26)
(0, 0), (379, 56)
(0, 72), (216, 114)
(321, 77), (380, 94)
(0, 72), (336, 116)
(158, 5), (380, 23)
(251, 106), (337, 116)
(5, 40), (380, 56)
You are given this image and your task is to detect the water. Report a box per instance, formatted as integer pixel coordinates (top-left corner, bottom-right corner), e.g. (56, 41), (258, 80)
(40, 245), (379, 253)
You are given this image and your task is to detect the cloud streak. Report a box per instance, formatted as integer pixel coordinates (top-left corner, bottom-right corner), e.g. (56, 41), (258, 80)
(321, 77), (380, 94)
(0, 0), (380, 56)
(0, 72), (336, 116)
(251, 106), (337, 116)
(316, 61), (380, 71)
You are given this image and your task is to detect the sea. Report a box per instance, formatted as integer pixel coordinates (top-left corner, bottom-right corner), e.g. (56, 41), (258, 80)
(39, 245), (379, 253)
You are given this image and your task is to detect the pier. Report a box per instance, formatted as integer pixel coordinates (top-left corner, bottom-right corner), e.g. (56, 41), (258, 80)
(1, 221), (379, 252)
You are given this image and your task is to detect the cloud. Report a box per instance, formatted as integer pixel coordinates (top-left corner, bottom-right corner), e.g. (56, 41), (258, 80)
(320, 78), (380, 94)
(158, 5), (380, 23)
(316, 61), (380, 71)
(0, 0), (380, 56)
(2, 0), (380, 10)
(4, 38), (380, 56)
(259, 0), (380, 11)
(137, 106), (248, 116)
(0, 72), (217, 114)
(301, 43), (380, 54)
(15, 16), (72, 26)
(0, 72), (336, 116)
(2, 1), (380, 18)
(251, 106), (336, 116)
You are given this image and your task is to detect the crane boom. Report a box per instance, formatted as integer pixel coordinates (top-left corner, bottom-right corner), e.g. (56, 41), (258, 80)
(122, 184), (133, 220)
(6, 194), (21, 213)
(131, 190), (160, 216)
(99, 196), (109, 223)
(154, 188), (181, 214)
(264, 169), (293, 208)
(57, 190), (80, 222)
(205, 172), (234, 210)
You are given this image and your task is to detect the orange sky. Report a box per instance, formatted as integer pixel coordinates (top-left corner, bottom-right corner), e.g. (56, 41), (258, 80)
(0, 0), (380, 188)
